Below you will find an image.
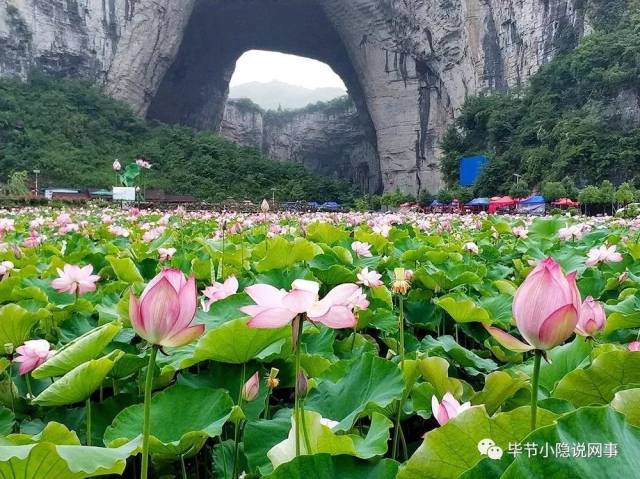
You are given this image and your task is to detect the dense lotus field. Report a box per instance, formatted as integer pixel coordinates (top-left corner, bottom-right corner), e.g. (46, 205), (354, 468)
(1, 206), (640, 478)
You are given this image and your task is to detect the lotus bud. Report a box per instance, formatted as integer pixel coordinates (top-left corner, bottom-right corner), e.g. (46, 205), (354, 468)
(297, 370), (308, 398)
(242, 371), (260, 402)
(392, 268), (411, 295)
(431, 392), (471, 426)
(4, 343), (13, 355)
(261, 199), (270, 212)
(575, 297), (606, 337)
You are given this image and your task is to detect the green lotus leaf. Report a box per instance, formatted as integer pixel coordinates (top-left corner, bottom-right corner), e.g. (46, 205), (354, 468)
(418, 356), (463, 398)
(501, 407), (640, 478)
(267, 411), (392, 469)
(0, 304), (48, 348)
(306, 354), (403, 431)
(106, 256), (144, 284)
(190, 318), (290, 365)
(0, 405), (15, 435)
(553, 350), (640, 407)
(255, 237), (321, 272)
(434, 294), (490, 324)
(0, 422), (139, 479)
(104, 384), (233, 460)
(610, 388), (640, 426)
(263, 454), (398, 479)
(33, 350), (124, 407)
(398, 406), (557, 479)
(305, 222), (350, 244)
(421, 335), (497, 373)
(33, 322), (122, 379)
(471, 370), (529, 415)
(244, 411), (292, 475)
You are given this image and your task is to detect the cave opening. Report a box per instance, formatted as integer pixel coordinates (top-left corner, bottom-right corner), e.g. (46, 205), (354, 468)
(146, 0), (382, 194)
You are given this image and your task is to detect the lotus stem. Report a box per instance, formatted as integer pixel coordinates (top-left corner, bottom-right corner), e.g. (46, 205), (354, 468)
(531, 349), (543, 430)
(25, 373), (33, 400)
(232, 362), (246, 479)
(140, 345), (158, 479)
(392, 296), (407, 460)
(398, 295), (405, 369)
(300, 398), (313, 453)
(180, 455), (188, 479)
(293, 316), (303, 457)
(86, 397), (92, 446)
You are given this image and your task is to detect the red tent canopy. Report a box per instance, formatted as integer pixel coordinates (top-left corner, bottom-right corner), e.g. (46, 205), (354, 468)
(488, 196), (517, 213)
(552, 198), (579, 207)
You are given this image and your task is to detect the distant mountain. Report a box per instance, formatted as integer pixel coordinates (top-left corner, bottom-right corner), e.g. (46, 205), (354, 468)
(228, 80), (347, 110)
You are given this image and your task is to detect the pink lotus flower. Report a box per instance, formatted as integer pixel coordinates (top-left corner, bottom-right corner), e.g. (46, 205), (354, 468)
(512, 226), (528, 239)
(241, 280), (363, 329)
(464, 242), (479, 254)
(158, 247), (176, 262)
(351, 241), (372, 257)
(14, 340), (53, 375)
(129, 269), (204, 347)
(485, 257), (580, 351)
(585, 245), (623, 267)
(575, 296), (606, 337)
(0, 260), (14, 279)
(51, 264), (100, 295)
(201, 276), (239, 312)
(357, 268), (383, 288)
(628, 341), (640, 352)
(242, 371), (260, 401)
(431, 392), (471, 426)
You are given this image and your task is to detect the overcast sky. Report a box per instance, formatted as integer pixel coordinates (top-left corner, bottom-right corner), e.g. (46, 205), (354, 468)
(230, 50), (347, 90)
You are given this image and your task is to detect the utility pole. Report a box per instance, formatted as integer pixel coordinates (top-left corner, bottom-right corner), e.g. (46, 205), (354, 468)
(33, 169), (40, 197)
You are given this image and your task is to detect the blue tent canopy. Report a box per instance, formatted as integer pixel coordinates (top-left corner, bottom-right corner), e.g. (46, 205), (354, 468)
(320, 202), (340, 210)
(520, 195), (545, 205)
(467, 197), (490, 206)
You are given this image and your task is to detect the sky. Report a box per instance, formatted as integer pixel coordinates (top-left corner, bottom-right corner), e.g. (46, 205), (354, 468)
(230, 50), (347, 90)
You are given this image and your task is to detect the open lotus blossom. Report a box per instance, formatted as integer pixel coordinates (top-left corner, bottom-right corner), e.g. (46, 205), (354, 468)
(51, 264), (100, 295)
(14, 340), (54, 375)
(0, 260), (14, 279)
(357, 267), (383, 288)
(129, 269), (204, 347)
(431, 392), (471, 426)
(464, 242), (479, 254)
(351, 241), (372, 257)
(512, 226), (528, 238)
(628, 341), (640, 352)
(241, 279), (364, 329)
(575, 296), (606, 337)
(585, 244), (623, 267)
(157, 247), (176, 262)
(201, 276), (239, 312)
(485, 257), (580, 351)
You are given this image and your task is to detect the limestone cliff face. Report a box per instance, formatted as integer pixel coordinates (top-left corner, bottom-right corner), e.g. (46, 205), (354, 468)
(0, 0), (589, 195)
(220, 99), (381, 192)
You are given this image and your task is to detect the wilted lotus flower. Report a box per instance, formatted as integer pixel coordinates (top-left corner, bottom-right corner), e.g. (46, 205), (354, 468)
(14, 340), (54, 375)
(51, 264), (100, 295)
(431, 392), (471, 426)
(201, 276), (239, 312)
(129, 269), (204, 347)
(575, 296), (606, 337)
(242, 371), (260, 402)
(113, 159), (121, 171)
(391, 268), (411, 295)
(485, 257), (580, 351)
(261, 199), (270, 212)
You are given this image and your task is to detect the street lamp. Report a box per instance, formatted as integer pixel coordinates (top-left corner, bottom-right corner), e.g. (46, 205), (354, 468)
(33, 169), (40, 197)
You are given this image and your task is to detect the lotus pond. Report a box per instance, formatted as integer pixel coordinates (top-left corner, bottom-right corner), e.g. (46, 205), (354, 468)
(0, 207), (639, 479)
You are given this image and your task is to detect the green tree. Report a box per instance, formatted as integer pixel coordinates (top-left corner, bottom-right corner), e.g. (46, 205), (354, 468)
(598, 180), (616, 213)
(615, 182), (636, 206)
(541, 182), (567, 202)
(579, 185), (600, 214)
(508, 182), (530, 198)
(5, 171), (29, 196)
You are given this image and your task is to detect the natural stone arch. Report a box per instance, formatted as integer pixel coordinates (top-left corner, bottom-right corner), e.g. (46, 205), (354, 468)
(146, 0), (384, 193)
